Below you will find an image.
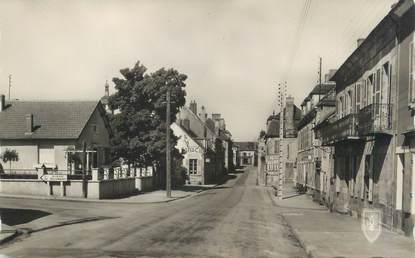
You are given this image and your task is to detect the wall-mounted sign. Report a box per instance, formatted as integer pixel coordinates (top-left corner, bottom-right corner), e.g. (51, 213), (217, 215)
(40, 174), (68, 182)
(185, 146), (200, 153)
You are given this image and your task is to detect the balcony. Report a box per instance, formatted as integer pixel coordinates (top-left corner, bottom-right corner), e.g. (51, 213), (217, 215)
(320, 113), (359, 146)
(358, 104), (392, 136)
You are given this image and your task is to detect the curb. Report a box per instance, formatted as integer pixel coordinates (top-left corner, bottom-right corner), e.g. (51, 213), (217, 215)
(281, 216), (317, 258)
(0, 187), (214, 205)
(0, 230), (20, 245)
(0, 193), (194, 205)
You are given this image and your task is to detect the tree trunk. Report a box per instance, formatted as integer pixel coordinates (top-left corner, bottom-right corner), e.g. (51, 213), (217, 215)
(9, 161), (11, 173)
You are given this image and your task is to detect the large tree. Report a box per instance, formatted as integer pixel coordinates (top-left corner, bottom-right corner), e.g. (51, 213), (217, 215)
(108, 61), (187, 175)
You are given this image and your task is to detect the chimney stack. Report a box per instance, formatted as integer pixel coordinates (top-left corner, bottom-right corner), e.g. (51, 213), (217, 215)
(285, 96), (295, 138)
(199, 105), (207, 122)
(0, 94), (5, 112)
(25, 114), (33, 135)
(357, 38), (365, 48)
(181, 118), (190, 131)
(189, 100), (197, 115)
(212, 113), (221, 120)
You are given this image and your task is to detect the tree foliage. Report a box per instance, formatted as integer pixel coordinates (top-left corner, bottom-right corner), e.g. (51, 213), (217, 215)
(108, 61), (187, 168)
(1, 148), (19, 171)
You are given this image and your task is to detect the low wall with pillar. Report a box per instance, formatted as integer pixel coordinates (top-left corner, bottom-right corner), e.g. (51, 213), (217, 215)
(135, 176), (153, 192)
(0, 178), (136, 199)
(87, 178), (136, 199)
(0, 179), (84, 198)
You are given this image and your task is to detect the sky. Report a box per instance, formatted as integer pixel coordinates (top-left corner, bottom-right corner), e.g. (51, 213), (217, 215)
(0, 0), (397, 141)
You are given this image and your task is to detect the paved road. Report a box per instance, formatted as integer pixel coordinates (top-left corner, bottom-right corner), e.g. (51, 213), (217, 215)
(0, 167), (306, 258)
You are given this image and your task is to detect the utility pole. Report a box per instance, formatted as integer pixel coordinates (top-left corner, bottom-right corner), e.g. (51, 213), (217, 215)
(82, 141), (87, 198)
(277, 81), (287, 200)
(8, 74), (12, 101)
(166, 85), (172, 198)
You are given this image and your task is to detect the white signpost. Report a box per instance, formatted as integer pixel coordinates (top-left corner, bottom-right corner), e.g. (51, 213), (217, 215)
(40, 174), (68, 182)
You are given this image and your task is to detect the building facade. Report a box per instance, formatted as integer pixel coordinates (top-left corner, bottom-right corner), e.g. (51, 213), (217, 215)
(258, 96), (302, 186)
(173, 102), (229, 185)
(319, 0), (415, 236)
(234, 142), (257, 167)
(297, 82), (336, 203)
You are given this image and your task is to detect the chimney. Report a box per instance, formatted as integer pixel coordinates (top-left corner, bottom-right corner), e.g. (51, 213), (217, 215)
(212, 113), (221, 120)
(104, 80), (109, 97)
(0, 94), (5, 112)
(326, 69), (338, 82)
(285, 96), (295, 138)
(189, 100), (197, 115)
(25, 114), (34, 135)
(199, 105), (207, 122)
(357, 38), (365, 48)
(182, 118), (190, 131)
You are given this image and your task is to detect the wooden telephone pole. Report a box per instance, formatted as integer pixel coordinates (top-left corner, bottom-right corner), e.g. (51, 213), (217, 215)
(277, 81), (287, 199)
(166, 86), (172, 198)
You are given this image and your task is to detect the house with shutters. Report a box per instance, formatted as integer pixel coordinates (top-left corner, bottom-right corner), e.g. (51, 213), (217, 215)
(319, 0), (415, 236)
(0, 95), (112, 173)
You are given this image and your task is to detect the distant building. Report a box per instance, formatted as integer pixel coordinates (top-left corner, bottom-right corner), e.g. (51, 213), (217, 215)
(234, 142), (257, 166)
(296, 81), (336, 204)
(258, 96), (302, 186)
(173, 101), (229, 185)
(0, 96), (112, 172)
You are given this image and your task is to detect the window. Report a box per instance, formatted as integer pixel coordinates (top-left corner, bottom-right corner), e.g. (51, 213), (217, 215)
(367, 76), (373, 105)
(348, 90), (353, 114)
(362, 80), (367, 107)
(92, 124), (99, 135)
(189, 159), (197, 174)
(410, 42), (415, 103)
(39, 145), (55, 164)
(374, 69), (381, 114)
(356, 83), (361, 112)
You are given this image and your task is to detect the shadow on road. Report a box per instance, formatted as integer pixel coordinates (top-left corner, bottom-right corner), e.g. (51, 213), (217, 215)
(0, 208), (51, 226)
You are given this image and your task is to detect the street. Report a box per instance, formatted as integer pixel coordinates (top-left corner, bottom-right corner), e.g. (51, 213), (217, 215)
(0, 167), (307, 258)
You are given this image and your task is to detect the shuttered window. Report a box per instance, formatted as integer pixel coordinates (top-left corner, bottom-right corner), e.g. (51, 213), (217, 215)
(410, 42), (415, 103)
(189, 159), (197, 174)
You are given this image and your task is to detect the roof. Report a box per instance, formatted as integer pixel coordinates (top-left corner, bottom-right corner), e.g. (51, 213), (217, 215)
(0, 101), (102, 139)
(331, 0), (414, 91)
(173, 122), (205, 149)
(234, 141), (257, 151)
(301, 83), (335, 106)
(310, 83), (335, 95)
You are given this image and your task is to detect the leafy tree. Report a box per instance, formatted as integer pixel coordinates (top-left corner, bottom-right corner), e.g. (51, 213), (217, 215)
(108, 61), (187, 182)
(1, 149), (19, 172)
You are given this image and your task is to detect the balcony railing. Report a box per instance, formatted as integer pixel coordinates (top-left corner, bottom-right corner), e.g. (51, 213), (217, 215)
(320, 113), (359, 145)
(358, 103), (392, 136)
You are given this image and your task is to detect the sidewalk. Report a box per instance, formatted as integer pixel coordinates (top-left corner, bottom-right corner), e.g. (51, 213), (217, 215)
(270, 188), (415, 258)
(0, 223), (17, 244)
(0, 184), (216, 204)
